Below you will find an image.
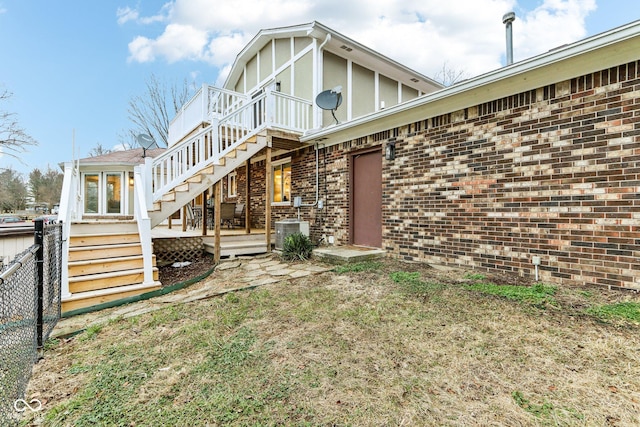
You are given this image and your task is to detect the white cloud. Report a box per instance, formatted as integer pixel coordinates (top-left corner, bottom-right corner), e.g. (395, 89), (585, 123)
(513, 0), (597, 61)
(112, 143), (131, 151)
(124, 0), (597, 80)
(116, 6), (139, 25)
(117, 4), (171, 26)
(128, 24), (208, 63)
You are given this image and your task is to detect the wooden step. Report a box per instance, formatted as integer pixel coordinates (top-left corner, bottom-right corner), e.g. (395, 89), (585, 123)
(162, 192), (176, 202)
(69, 243), (142, 262)
(69, 255), (155, 277)
(174, 182), (190, 192)
(70, 232), (140, 248)
(198, 165), (215, 175)
(71, 221), (138, 235)
(186, 174), (204, 184)
(62, 281), (162, 313)
(69, 268), (160, 293)
(204, 241), (268, 257)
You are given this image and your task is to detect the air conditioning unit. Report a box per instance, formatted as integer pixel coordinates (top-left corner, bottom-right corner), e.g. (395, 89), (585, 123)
(275, 219), (310, 250)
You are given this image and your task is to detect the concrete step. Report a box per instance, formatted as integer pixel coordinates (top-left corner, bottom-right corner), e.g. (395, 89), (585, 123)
(312, 246), (386, 264)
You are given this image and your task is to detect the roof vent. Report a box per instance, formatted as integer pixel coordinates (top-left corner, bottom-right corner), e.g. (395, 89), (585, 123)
(502, 12), (516, 65)
(340, 45), (353, 52)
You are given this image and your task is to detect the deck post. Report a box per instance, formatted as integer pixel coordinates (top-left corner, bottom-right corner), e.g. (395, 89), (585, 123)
(213, 181), (221, 263)
(265, 139), (272, 252)
(182, 205), (187, 232)
(245, 159), (251, 234)
(202, 189), (208, 236)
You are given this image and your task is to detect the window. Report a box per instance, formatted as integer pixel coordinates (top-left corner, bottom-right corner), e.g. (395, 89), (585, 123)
(228, 172), (237, 198)
(82, 172), (126, 215)
(105, 173), (122, 214)
(272, 159), (291, 204)
(84, 174), (99, 214)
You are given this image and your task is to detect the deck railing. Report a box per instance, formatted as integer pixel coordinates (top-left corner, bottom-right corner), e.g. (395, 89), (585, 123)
(151, 88), (312, 203)
(168, 84), (248, 146)
(271, 91), (313, 132)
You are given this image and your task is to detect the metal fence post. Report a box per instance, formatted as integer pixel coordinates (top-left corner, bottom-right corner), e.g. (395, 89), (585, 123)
(34, 219), (44, 354)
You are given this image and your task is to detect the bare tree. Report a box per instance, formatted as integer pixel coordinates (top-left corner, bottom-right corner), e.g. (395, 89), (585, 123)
(88, 143), (112, 157)
(433, 62), (469, 87)
(0, 89), (37, 162)
(125, 74), (191, 148)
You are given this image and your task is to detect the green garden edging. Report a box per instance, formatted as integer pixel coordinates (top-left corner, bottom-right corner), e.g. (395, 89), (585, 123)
(61, 265), (217, 319)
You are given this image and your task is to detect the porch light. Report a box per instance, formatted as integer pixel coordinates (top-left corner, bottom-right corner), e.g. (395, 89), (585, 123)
(275, 81), (281, 92)
(385, 141), (396, 161)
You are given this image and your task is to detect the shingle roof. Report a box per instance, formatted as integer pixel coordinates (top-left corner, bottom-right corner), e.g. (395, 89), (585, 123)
(79, 148), (166, 165)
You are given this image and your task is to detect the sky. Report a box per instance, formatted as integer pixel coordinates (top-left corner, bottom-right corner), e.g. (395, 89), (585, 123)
(0, 0), (637, 178)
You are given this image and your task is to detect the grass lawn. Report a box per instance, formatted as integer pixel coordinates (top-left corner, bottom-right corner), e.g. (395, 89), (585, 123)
(22, 259), (640, 426)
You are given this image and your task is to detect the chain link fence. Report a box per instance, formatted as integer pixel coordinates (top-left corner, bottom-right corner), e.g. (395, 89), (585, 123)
(0, 221), (62, 426)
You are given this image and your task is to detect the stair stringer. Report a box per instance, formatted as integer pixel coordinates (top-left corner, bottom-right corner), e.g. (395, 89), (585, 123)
(149, 135), (267, 228)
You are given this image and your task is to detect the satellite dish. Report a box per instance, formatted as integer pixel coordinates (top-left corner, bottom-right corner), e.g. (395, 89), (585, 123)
(136, 134), (156, 157)
(315, 85), (343, 124)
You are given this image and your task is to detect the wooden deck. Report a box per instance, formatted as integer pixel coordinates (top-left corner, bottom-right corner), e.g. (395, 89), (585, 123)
(151, 225), (274, 259)
(151, 225), (270, 239)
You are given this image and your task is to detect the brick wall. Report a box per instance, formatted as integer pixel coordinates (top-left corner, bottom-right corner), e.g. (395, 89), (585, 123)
(243, 146), (352, 243)
(370, 61), (639, 290)
(275, 61), (638, 290)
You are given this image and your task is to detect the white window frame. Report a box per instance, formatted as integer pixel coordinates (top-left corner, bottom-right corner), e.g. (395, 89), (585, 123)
(81, 171), (127, 216)
(271, 157), (291, 206)
(227, 171), (237, 198)
(82, 173), (101, 215)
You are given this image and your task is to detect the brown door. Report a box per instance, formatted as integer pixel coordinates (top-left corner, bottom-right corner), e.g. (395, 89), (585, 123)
(351, 149), (382, 247)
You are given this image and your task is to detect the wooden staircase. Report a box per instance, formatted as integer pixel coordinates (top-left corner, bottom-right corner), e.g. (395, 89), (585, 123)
(62, 221), (161, 313)
(61, 136), (266, 313)
(149, 136), (267, 227)
(59, 87), (312, 314)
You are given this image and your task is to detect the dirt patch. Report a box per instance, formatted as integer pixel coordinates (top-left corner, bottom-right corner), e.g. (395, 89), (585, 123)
(158, 254), (216, 286)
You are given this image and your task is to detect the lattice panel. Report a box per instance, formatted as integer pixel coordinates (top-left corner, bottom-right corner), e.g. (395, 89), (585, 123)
(154, 237), (204, 265)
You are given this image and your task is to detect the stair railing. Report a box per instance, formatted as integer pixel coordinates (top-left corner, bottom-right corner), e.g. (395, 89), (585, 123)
(58, 161), (80, 299)
(149, 88), (312, 206)
(133, 164), (154, 285)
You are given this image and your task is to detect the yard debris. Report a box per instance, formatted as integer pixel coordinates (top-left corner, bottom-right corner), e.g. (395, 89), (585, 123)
(171, 261), (192, 268)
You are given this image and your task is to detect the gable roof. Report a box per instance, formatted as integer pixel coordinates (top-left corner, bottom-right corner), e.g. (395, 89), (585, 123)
(301, 19), (640, 145)
(224, 21), (443, 94)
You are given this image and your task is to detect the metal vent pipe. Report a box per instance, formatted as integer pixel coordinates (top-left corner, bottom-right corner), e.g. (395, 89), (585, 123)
(502, 12), (516, 65)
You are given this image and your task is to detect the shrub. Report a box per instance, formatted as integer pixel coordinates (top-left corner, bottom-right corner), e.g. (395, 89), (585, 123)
(282, 232), (313, 261)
